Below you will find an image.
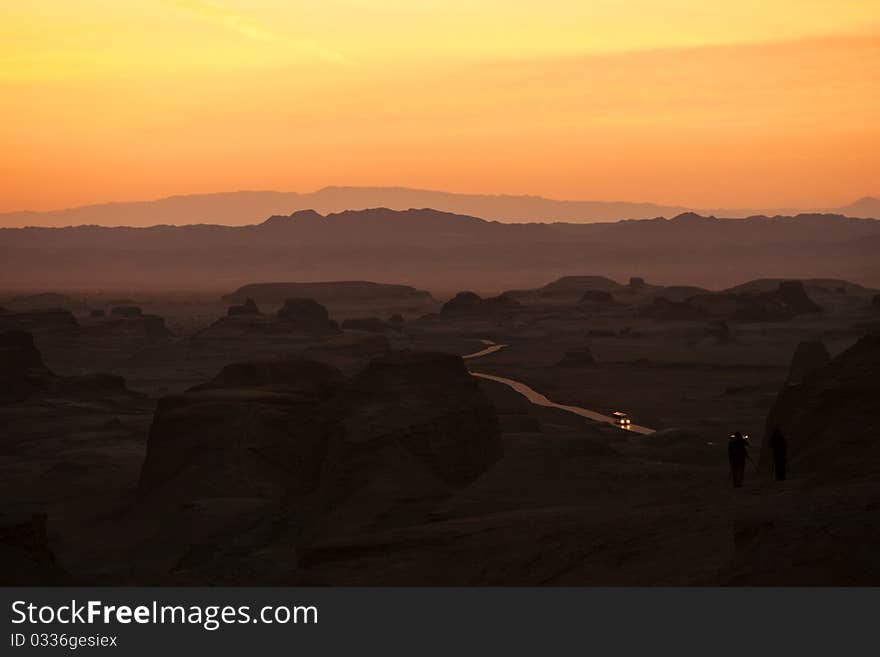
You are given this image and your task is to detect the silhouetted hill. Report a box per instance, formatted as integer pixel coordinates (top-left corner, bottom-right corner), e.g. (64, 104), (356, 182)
(724, 278), (873, 295)
(1, 208), (879, 290)
(836, 196), (880, 219)
(223, 281), (435, 306)
(4, 186), (877, 228)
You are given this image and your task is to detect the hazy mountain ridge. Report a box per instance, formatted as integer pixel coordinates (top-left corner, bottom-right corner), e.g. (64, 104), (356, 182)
(3, 187), (879, 228)
(2, 208), (879, 290)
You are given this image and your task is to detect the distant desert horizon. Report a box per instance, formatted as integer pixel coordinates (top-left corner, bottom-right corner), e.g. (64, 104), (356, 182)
(2, 186), (879, 228)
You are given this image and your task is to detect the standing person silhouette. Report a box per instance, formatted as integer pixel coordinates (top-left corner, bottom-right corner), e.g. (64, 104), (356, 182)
(728, 432), (749, 488)
(769, 427), (787, 481)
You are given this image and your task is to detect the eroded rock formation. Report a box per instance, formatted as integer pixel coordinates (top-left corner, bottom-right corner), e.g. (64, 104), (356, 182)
(761, 332), (880, 477)
(786, 340), (831, 384)
(0, 309), (79, 334)
(276, 298), (341, 335)
(441, 292), (522, 318)
(139, 359), (344, 507)
(227, 298), (260, 316)
(0, 330), (54, 402)
(138, 351), (502, 528)
(689, 280), (821, 322)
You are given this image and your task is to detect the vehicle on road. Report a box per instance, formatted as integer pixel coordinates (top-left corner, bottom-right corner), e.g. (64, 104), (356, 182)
(612, 411), (632, 429)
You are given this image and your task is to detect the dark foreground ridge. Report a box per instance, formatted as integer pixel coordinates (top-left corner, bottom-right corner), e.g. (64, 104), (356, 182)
(762, 331), (880, 478)
(715, 331), (880, 584)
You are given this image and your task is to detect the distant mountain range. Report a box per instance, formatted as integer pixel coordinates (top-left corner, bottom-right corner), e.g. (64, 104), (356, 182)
(2, 187), (879, 228)
(2, 208), (879, 291)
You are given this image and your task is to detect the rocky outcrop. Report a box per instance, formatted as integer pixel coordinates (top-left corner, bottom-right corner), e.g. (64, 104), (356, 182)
(441, 291), (482, 314)
(642, 280), (822, 323)
(0, 309), (79, 334)
(329, 351), (502, 490)
(227, 298), (260, 316)
(196, 315), (280, 340)
(198, 300), (341, 342)
(761, 332), (880, 478)
(689, 281), (822, 322)
(786, 341), (831, 384)
(441, 292), (522, 318)
(139, 359), (345, 505)
(223, 281), (435, 307)
(0, 330), (130, 402)
(725, 332), (880, 585)
(505, 276), (623, 304)
(775, 281), (823, 314)
(485, 293), (522, 312)
(138, 351), (502, 530)
(0, 331), (55, 402)
(276, 298), (341, 335)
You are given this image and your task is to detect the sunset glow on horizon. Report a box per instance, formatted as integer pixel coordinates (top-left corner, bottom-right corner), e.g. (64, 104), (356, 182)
(2, 1), (879, 213)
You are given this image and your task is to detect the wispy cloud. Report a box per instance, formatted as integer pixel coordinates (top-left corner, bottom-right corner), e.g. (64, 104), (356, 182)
(173, 0), (277, 41)
(170, 0), (350, 63)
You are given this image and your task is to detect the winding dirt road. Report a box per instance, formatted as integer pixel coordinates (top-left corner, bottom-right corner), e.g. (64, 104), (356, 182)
(465, 341), (655, 435)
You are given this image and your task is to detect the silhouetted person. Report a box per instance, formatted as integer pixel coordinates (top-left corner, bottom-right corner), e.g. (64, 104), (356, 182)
(769, 427), (787, 481)
(728, 431), (749, 488)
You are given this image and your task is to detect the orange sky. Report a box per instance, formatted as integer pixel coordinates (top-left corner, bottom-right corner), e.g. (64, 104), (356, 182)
(1, 1), (879, 213)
